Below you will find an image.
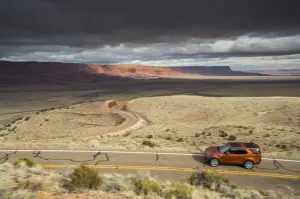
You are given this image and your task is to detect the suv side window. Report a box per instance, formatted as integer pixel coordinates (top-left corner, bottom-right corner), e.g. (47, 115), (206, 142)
(237, 149), (248, 154)
(229, 148), (239, 154)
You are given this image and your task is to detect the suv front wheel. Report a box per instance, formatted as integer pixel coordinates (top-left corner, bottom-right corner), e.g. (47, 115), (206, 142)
(209, 158), (219, 167)
(244, 160), (254, 169)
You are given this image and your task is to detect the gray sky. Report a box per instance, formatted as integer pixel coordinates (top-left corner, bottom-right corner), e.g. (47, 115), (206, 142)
(1, 0), (300, 69)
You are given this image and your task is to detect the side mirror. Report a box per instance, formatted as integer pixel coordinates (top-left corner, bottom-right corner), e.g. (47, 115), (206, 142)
(225, 151), (230, 155)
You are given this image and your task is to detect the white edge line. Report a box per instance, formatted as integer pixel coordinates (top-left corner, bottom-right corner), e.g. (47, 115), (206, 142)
(0, 149), (300, 163)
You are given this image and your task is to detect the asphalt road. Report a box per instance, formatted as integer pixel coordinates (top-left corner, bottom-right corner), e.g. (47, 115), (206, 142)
(1, 149), (300, 190)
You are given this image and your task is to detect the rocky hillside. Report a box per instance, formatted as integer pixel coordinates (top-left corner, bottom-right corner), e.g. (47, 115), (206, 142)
(171, 66), (265, 76)
(87, 64), (198, 78)
(0, 61), (126, 85)
(0, 61), (266, 85)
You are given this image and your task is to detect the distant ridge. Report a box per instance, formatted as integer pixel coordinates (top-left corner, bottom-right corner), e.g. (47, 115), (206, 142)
(87, 64), (265, 77)
(245, 69), (300, 76)
(0, 61), (267, 85)
(170, 66), (266, 76)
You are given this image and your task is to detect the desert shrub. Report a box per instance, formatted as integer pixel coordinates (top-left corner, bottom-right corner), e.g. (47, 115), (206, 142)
(165, 182), (195, 199)
(8, 126), (17, 132)
(259, 189), (278, 198)
(17, 180), (44, 191)
(272, 184), (299, 199)
(176, 138), (184, 142)
(102, 173), (133, 194)
(14, 157), (35, 168)
(24, 116), (31, 121)
(17, 180), (31, 189)
(201, 132), (206, 135)
(264, 134), (270, 137)
(123, 132), (131, 137)
(112, 114), (126, 125)
(11, 117), (23, 124)
(146, 135), (153, 139)
(3, 190), (36, 199)
(228, 135), (237, 141)
(120, 104), (127, 110)
(166, 129), (170, 132)
(207, 133), (212, 136)
(219, 131), (228, 137)
(63, 164), (103, 191)
(164, 136), (172, 140)
(195, 133), (201, 137)
(133, 178), (161, 195)
(280, 144), (287, 149)
(275, 144), (288, 149)
(249, 130), (253, 134)
(142, 140), (156, 147)
(187, 171), (229, 190)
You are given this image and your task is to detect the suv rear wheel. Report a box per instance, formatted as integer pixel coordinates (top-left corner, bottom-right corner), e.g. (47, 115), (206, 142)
(244, 160), (254, 169)
(209, 158), (219, 167)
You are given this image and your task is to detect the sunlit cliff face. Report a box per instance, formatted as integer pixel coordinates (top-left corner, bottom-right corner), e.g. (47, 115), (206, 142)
(86, 64), (199, 77)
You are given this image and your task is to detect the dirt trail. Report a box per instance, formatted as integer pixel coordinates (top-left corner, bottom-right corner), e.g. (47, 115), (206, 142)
(84, 101), (147, 141)
(96, 110), (147, 139)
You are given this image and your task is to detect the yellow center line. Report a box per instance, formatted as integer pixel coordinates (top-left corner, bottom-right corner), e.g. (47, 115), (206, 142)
(38, 164), (300, 180)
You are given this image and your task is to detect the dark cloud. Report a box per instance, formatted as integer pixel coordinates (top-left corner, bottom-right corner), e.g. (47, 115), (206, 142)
(1, 0), (300, 47)
(1, 0), (300, 68)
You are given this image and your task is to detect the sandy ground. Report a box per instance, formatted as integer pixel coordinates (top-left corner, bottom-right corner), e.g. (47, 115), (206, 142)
(123, 95), (300, 159)
(0, 100), (144, 149)
(0, 95), (300, 159)
(2, 78), (300, 127)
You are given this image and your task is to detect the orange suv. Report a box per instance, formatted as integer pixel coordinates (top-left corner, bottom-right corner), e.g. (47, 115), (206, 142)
(204, 142), (261, 169)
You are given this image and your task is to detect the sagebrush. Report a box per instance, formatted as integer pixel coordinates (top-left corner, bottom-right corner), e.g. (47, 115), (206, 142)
(63, 164), (103, 191)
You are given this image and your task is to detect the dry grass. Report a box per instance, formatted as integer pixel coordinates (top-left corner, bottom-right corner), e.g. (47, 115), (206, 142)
(102, 173), (134, 194)
(111, 95), (300, 159)
(0, 101), (132, 148)
(188, 171), (229, 189)
(133, 174), (161, 195)
(165, 182), (195, 199)
(3, 189), (36, 199)
(1, 163), (300, 199)
(1, 95), (300, 159)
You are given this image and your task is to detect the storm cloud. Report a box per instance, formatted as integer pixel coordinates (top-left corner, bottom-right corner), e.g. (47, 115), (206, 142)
(1, 0), (300, 68)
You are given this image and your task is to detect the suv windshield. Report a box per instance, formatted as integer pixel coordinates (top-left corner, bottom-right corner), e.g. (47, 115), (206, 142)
(218, 144), (230, 153)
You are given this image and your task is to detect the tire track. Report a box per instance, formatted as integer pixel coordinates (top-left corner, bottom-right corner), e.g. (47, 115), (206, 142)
(85, 109), (147, 141)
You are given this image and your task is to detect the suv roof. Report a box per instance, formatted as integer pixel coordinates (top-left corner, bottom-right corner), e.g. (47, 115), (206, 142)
(227, 142), (260, 149)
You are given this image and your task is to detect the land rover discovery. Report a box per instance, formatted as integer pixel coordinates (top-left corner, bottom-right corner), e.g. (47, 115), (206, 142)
(204, 142), (261, 169)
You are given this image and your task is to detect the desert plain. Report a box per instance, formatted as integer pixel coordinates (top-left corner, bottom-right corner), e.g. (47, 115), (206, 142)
(1, 77), (300, 160)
